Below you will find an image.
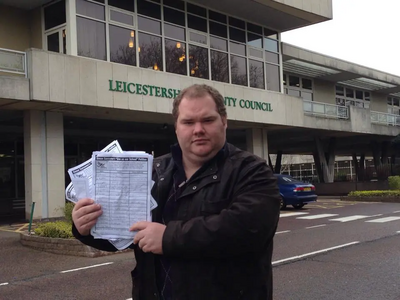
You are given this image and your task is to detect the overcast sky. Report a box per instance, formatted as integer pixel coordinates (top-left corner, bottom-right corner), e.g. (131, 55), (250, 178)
(281, 0), (400, 76)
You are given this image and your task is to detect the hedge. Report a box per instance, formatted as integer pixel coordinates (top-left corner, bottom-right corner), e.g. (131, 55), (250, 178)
(34, 221), (73, 239)
(348, 190), (400, 197)
(388, 176), (400, 190)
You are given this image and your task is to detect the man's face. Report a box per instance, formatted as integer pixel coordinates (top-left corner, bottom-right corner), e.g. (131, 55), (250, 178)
(175, 94), (227, 164)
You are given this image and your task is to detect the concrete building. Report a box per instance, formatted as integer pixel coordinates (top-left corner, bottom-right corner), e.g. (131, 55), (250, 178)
(0, 0), (398, 221)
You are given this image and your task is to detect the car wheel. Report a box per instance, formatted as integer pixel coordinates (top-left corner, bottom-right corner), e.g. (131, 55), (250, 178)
(280, 198), (286, 210)
(292, 204), (304, 209)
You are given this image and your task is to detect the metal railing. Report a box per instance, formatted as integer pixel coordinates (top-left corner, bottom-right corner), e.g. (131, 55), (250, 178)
(303, 100), (349, 119)
(371, 111), (400, 126)
(0, 47), (27, 77)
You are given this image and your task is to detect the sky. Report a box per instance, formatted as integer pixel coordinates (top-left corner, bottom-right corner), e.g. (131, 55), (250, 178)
(281, 0), (400, 76)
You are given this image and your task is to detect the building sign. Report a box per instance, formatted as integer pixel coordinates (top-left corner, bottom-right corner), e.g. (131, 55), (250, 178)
(109, 80), (272, 112)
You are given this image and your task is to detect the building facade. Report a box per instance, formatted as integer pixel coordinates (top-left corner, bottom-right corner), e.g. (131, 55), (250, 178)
(1, 0), (399, 221)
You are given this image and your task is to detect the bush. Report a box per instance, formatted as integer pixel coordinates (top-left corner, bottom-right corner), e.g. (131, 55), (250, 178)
(64, 202), (74, 223)
(388, 176), (400, 190)
(34, 221), (73, 239)
(348, 190), (400, 197)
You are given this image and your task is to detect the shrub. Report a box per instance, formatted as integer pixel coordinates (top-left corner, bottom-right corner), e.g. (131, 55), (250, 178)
(348, 190), (400, 197)
(388, 176), (400, 190)
(64, 202), (74, 223)
(34, 221), (73, 239)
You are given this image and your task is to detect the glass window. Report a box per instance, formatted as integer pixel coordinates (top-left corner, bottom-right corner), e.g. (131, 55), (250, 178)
(264, 38), (278, 52)
(189, 31), (207, 45)
(188, 15), (207, 33)
(388, 98), (393, 105)
(77, 17), (106, 60)
(288, 89), (300, 97)
(394, 98), (400, 106)
(265, 51), (279, 64)
(163, 0), (184, 10)
(76, 0), (105, 20)
(209, 10), (226, 23)
(210, 36), (227, 51)
(110, 10), (134, 26)
(138, 32), (163, 71)
(187, 3), (207, 17)
(289, 75), (300, 87)
(247, 33), (262, 48)
(44, 0), (66, 30)
(283, 74), (287, 85)
(231, 55), (247, 86)
(335, 86), (344, 96)
(109, 26), (136, 66)
(229, 27), (245, 43)
(229, 17), (245, 29)
(364, 92), (370, 101)
(211, 50), (229, 83)
(108, 0), (134, 12)
(302, 78), (312, 90)
(137, 0), (161, 19)
(355, 90), (363, 100)
(249, 59), (265, 89)
(249, 48), (263, 59)
(164, 23), (185, 40)
(189, 45), (209, 79)
(47, 32), (59, 53)
(165, 39), (186, 75)
(230, 42), (246, 56)
(346, 88), (354, 98)
(209, 21), (227, 38)
(301, 91), (313, 101)
(266, 64), (280, 92)
(264, 28), (278, 39)
(247, 23), (262, 34)
(164, 7), (185, 26)
(138, 16), (161, 35)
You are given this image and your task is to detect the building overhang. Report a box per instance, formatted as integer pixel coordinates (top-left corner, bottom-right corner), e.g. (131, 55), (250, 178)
(282, 43), (400, 96)
(0, 0), (52, 10)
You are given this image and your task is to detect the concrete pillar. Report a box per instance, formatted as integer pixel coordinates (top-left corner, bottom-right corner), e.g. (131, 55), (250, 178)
(24, 111), (65, 220)
(246, 128), (268, 159)
(313, 137), (335, 183)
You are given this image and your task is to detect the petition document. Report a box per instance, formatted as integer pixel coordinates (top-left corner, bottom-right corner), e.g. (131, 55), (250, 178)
(91, 152), (153, 240)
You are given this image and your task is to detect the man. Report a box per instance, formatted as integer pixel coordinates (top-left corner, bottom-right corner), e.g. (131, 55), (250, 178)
(72, 84), (281, 300)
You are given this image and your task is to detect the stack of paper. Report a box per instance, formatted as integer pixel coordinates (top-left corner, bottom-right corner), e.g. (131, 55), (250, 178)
(65, 140), (157, 250)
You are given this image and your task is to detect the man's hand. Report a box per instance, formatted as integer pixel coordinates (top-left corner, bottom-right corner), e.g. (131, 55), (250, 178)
(72, 198), (102, 236)
(130, 221), (166, 254)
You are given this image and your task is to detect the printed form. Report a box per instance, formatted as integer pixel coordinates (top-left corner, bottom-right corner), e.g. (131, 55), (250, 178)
(91, 152), (153, 240)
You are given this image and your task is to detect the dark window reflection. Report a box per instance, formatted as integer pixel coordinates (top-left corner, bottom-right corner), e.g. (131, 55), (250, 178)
(211, 50), (229, 83)
(209, 21), (227, 38)
(289, 75), (299, 87)
(188, 15), (207, 33)
(189, 45), (209, 79)
(110, 26), (136, 66)
(137, 0), (161, 19)
(110, 10), (134, 26)
(187, 3), (206, 17)
(138, 16), (161, 35)
(247, 23), (262, 34)
(139, 32), (163, 71)
(302, 78), (312, 90)
(247, 32), (262, 48)
(164, 23), (185, 40)
(266, 63), (280, 92)
(209, 10), (226, 23)
(44, 0), (66, 30)
(229, 27), (245, 43)
(109, 0), (134, 12)
(163, 0), (184, 10)
(76, 0), (105, 20)
(231, 55), (247, 86)
(229, 17), (245, 29)
(264, 28), (278, 39)
(77, 17), (106, 60)
(210, 36), (227, 51)
(47, 32), (59, 53)
(249, 59), (265, 89)
(164, 7), (185, 26)
(165, 39), (186, 75)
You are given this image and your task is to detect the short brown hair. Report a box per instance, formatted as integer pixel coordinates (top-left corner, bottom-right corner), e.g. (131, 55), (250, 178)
(172, 84), (227, 122)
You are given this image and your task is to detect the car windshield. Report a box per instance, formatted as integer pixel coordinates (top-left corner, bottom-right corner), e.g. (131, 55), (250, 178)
(277, 175), (304, 184)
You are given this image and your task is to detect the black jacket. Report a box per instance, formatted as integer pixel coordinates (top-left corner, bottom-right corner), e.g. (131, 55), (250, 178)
(73, 143), (281, 300)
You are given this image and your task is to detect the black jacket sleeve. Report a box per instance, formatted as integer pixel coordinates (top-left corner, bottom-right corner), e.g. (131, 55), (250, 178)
(72, 222), (119, 252)
(162, 158), (281, 259)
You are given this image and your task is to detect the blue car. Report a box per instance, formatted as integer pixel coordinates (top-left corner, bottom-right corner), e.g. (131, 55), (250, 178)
(275, 174), (317, 209)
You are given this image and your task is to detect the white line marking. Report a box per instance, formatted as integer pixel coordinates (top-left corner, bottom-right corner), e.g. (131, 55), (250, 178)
(60, 262), (114, 274)
(280, 212), (309, 218)
(272, 241), (359, 266)
(329, 215), (369, 222)
(297, 214), (338, 220)
(306, 224), (326, 229)
(366, 216), (400, 223)
(393, 211), (400, 213)
(0, 282), (9, 287)
(276, 230), (290, 234)
(397, 231), (400, 234)
(369, 214), (383, 218)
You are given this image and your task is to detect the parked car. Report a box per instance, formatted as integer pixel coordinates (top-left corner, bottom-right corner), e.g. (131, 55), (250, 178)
(275, 174), (317, 209)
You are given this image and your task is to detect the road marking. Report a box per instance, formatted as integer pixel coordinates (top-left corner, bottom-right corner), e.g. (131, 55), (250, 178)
(297, 214), (338, 220)
(306, 224), (326, 229)
(60, 262), (114, 273)
(329, 215), (369, 222)
(366, 216), (400, 223)
(280, 212), (309, 218)
(276, 230), (290, 234)
(393, 211), (400, 213)
(0, 282), (9, 287)
(272, 241), (360, 266)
